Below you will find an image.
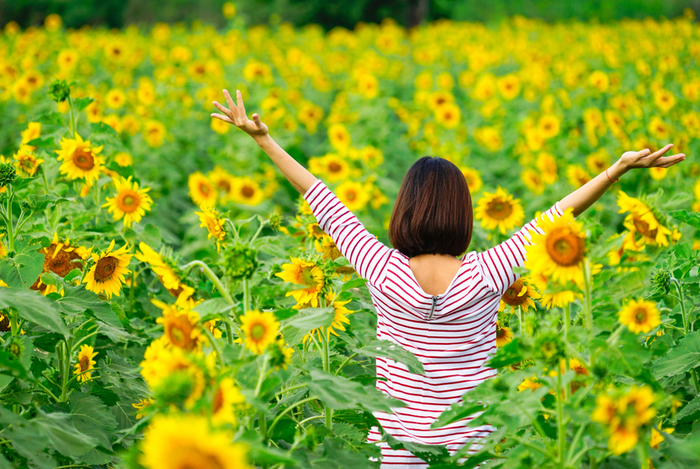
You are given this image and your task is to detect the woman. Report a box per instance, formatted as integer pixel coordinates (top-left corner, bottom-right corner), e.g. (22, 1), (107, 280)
(212, 89), (685, 466)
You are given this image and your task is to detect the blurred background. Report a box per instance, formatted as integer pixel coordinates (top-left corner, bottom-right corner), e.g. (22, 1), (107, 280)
(2, 0), (700, 30)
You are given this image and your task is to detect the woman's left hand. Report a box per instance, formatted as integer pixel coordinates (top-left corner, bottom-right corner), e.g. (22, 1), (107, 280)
(211, 89), (269, 139)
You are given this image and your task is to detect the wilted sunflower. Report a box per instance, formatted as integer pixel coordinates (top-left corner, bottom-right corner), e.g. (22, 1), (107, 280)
(618, 298), (660, 334)
(139, 413), (251, 469)
(153, 299), (204, 352)
(210, 377), (245, 425)
(240, 310), (279, 355)
(275, 257), (325, 307)
(524, 207), (586, 287)
(103, 176), (153, 228)
(12, 145), (43, 177)
(73, 344), (98, 383)
(195, 205), (226, 251)
(496, 323), (513, 347)
(475, 187), (525, 234)
(617, 191), (672, 247)
(30, 232), (88, 293)
(499, 277), (541, 313)
(55, 133), (104, 185)
(83, 240), (132, 298)
(188, 171), (217, 208)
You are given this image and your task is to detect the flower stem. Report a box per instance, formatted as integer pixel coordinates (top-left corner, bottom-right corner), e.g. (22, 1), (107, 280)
(557, 371), (566, 467)
(243, 277), (250, 314)
(671, 279), (689, 336)
(68, 96), (76, 137)
(6, 188), (15, 252)
(320, 328), (333, 429)
(181, 260), (234, 306)
(583, 257), (594, 368)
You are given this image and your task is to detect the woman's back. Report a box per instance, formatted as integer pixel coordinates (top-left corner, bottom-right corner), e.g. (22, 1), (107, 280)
(303, 178), (563, 467)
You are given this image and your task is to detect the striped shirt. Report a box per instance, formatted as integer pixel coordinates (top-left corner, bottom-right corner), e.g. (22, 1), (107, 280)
(303, 179), (564, 467)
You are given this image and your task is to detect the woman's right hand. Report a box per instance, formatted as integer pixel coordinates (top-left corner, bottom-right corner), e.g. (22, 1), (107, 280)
(211, 89), (269, 140)
(618, 144), (686, 173)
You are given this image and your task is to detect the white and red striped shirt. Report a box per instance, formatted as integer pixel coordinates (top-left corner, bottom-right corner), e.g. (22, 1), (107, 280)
(303, 179), (564, 467)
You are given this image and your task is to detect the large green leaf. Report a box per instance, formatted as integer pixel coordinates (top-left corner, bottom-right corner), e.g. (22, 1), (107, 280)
(669, 209), (700, 230)
(0, 406), (55, 469)
(0, 251), (44, 288)
(353, 339), (424, 375)
(281, 307), (335, 344)
(305, 368), (404, 413)
(431, 402), (485, 429)
(674, 395), (700, 422)
(33, 410), (99, 458)
(69, 393), (118, 451)
(0, 288), (68, 335)
(652, 331), (700, 379)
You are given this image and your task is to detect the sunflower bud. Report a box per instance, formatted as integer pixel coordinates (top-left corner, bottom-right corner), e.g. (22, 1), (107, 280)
(0, 163), (16, 187)
(5, 336), (24, 359)
(48, 79), (71, 102)
(153, 370), (195, 407)
(534, 332), (566, 366)
(650, 268), (672, 296)
(223, 242), (259, 281)
(268, 210), (281, 231)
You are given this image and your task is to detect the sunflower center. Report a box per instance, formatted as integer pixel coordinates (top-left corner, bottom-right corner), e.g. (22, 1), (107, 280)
(94, 256), (118, 282)
(486, 198), (513, 220)
(117, 190), (140, 212)
(634, 309), (648, 324)
(328, 161), (342, 173)
(632, 216), (657, 238)
(251, 323), (266, 341)
(345, 190), (357, 201)
(217, 180), (231, 192)
(502, 279), (527, 306)
(177, 452), (226, 469)
(199, 182), (211, 196)
(241, 185), (255, 198)
(545, 228), (585, 266)
(79, 355), (91, 372)
(168, 325), (187, 347)
(72, 149), (95, 170)
(300, 266), (319, 287)
(212, 388), (224, 413)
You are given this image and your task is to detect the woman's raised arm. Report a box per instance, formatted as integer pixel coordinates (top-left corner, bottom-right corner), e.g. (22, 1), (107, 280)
(559, 144), (685, 218)
(211, 89), (317, 194)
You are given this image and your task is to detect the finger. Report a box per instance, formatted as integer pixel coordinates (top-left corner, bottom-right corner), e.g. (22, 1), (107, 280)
(653, 154), (685, 168)
(639, 143), (674, 166)
(211, 113), (234, 124)
(223, 89), (237, 115)
(237, 89), (247, 117)
(252, 113), (262, 127)
(212, 101), (231, 116)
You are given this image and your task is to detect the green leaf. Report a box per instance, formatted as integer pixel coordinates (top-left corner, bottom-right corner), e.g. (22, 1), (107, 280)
(485, 338), (524, 369)
(26, 194), (73, 211)
(281, 307), (335, 344)
(675, 395), (700, 422)
(24, 137), (55, 149)
(38, 111), (64, 126)
(0, 288), (68, 335)
(306, 368), (405, 413)
(341, 278), (367, 291)
(353, 339), (424, 375)
(431, 402), (485, 429)
(74, 97), (94, 112)
(90, 122), (119, 137)
(33, 410), (99, 458)
(193, 298), (235, 317)
(652, 331), (700, 379)
(669, 209), (700, 230)
(0, 406), (55, 469)
(0, 349), (28, 379)
(0, 250), (44, 288)
(69, 393), (119, 451)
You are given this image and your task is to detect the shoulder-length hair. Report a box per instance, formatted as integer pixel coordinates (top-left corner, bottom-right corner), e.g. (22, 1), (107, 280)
(389, 156), (473, 258)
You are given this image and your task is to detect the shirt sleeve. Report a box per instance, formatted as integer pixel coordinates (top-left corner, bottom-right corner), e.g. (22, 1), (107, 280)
(476, 202), (565, 296)
(303, 179), (393, 286)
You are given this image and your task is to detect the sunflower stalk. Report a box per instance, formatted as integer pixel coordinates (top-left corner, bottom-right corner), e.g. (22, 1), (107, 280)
(68, 96), (76, 137)
(556, 370), (567, 468)
(320, 326), (333, 429)
(181, 260), (234, 306)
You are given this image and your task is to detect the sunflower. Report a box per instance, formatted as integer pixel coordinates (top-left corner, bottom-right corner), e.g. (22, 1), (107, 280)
(30, 232), (88, 292)
(139, 413), (251, 469)
(208, 166), (236, 203)
(275, 257), (325, 307)
(153, 300), (204, 352)
(607, 419), (639, 455)
(314, 234), (341, 260)
(460, 166), (483, 193)
(195, 205), (227, 251)
(103, 176), (153, 228)
(114, 151), (133, 167)
(569, 358), (588, 376)
(496, 324), (513, 347)
(210, 377), (245, 425)
(521, 169), (545, 195)
(231, 176), (264, 206)
(518, 375), (542, 392)
(240, 310), (279, 354)
(20, 122), (41, 144)
(565, 164), (592, 188)
(618, 298), (660, 334)
(617, 191), (672, 247)
(650, 426), (674, 449)
(203, 319), (223, 339)
(132, 397), (155, 420)
(475, 187), (525, 234)
(308, 153), (351, 182)
(73, 344), (98, 383)
(12, 145), (44, 177)
(55, 133), (104, 185)
(524, 207), (586, 287)
(328, 123), (351, 151)
(592, 395), (617, 424)
(301, 290), (353, 342)
(135, 242), (181, 292)
(188, 172), (217, 208)
(499, 277), (541, 313)
(434, 102), (461, 129)
(336, 180), (371, 212)
(83, 240), (132, 298)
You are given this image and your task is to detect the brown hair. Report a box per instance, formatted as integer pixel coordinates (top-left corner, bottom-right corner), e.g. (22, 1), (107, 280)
(389, 156), (473, 258)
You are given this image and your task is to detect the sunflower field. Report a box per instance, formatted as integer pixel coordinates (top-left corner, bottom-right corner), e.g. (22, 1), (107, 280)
(1, 5), (700, 468)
